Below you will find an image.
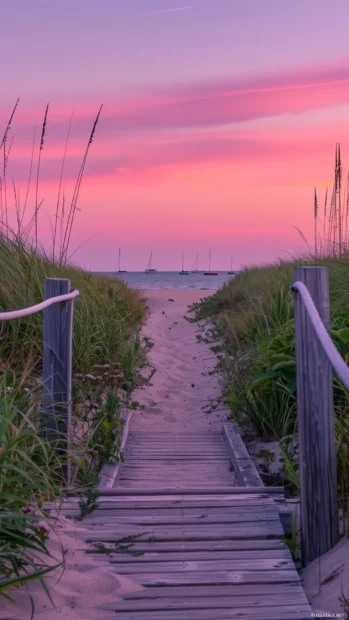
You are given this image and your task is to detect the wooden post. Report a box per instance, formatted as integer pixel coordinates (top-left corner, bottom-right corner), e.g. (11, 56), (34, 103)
(294, 266), (339, 566)
(42, 278), (74, 484)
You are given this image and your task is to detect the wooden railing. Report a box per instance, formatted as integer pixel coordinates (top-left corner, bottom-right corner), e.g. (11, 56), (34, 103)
(291, 266), (343, 566)
(0, 278), (80, 484)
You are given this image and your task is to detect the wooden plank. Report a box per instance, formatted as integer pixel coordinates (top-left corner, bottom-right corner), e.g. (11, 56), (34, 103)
(48, 499), (278, 511)
(117, 476), (233, 483)
(54, 496), (276, 510)
(96, 607), (313, 620)
(101, 487), (284, 496)
(82, 506), (277, 517)
(83, 513), (280, 526)
(122, 456), (230, 461)
(42, 278), (73, 483)
(222, 422), (264, 488)
(87, 550), (291, 562)
(101, 591), (309, 611)
(98, 411), (134, 490)
(293, 266), (339, 565)
(110, 582), (307, 599)
(85, 539), (288, 552)
(68, 523), (285, 540)
(108, 569), (300, 585)
(103, 558), (294, 572)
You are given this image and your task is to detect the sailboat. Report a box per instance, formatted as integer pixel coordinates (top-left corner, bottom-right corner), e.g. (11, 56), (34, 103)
(191, 254), (199, 273)
(228, 253), (235, 276)
(179, 253), (190, 275)
(145, 251), (157, 273)
(117, 248), (127, 273)
(204, 249), (218, 276)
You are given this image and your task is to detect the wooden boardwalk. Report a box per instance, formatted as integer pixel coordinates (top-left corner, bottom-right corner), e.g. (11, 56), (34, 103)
(117, 430), (235, 489)
(70, 426), (313, 619)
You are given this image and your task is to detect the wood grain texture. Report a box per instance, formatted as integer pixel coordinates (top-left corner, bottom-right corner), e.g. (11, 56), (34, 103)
(294, 266), (339, 565)
(42, 278), (73, 483)
(69, 425), (312, 618)
(98, 411), (134, 490)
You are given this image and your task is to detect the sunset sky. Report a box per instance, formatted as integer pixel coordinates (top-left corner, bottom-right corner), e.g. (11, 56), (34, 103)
(2, 0), (349, 271)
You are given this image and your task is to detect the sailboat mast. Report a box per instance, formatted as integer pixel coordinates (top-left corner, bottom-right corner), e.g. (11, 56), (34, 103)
(209, 249), (211, 271)
(182, 252), (184, 271)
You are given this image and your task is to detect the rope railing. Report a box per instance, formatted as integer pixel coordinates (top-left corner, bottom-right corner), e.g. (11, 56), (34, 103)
(291, 280), (349, 390)
(0, 278), (79, 485)
(0, 290), (80, 321)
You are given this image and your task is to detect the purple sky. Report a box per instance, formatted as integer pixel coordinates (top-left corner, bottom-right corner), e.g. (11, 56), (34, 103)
(2, 0), (349, 270)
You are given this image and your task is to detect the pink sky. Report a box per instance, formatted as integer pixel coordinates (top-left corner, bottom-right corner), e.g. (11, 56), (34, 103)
(2, 0), (349, 271)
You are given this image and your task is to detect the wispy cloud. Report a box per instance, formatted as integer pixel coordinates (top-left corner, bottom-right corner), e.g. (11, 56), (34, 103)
(136, 5), (192, 17)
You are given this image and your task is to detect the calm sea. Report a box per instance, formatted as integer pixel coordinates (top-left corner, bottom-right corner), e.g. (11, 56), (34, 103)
(97, 271), (236, 290)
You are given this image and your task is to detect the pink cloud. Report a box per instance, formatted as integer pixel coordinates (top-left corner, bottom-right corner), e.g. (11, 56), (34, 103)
(3, 57), (349, 142)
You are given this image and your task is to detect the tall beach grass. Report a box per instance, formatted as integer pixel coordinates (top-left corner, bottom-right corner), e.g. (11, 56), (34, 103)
(0, 102), (148, 597)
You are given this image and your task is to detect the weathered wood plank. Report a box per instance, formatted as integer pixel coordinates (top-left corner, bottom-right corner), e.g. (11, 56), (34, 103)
(102, 487), (285, 496)
(101, 592), (309, 611)
(87, 550), (291, 562)
(108, 569), (300, 585)
(98, 411), (134, 490)
(222, 422), (263, 487)
(68, 523), (285, 540)
(102, 558), (294, 572)
(42, 278), (73, 483)
(82, 506), (278, 517)
(111, 582), (307, 599)
(86, 538), (288, 553)
(83, 512), (280, 526)
(293, 266), (339, 565)
(96, 607), (313, 620)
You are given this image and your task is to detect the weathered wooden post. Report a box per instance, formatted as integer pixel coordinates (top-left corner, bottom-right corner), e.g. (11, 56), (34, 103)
(293, 266), (339, 566)
(42, 278), (74, 484)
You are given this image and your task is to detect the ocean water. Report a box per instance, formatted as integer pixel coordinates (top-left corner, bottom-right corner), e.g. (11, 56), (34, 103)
(97, 271), (236, 290)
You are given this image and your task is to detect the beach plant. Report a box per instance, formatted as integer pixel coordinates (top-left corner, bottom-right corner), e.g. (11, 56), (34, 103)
(0, 102), (148, 603)
(0, 372), (62, 597)
(194, 255), (349, 534)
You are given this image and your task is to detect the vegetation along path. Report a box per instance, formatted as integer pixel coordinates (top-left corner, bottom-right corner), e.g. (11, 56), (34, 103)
(63, 291), (313, 619)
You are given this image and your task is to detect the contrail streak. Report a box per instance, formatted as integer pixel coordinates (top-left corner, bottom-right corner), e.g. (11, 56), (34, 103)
(137, 6), (192, 16)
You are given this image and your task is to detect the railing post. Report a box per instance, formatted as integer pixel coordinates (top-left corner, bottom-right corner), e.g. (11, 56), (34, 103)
(293, 266), (339, 566)
(42, 278), (73, 484)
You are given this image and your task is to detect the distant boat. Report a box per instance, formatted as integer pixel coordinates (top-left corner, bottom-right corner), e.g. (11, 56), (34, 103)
(191, 254), (199, 273)
(145, 251), (157, 274)
(204, 250), (218, 276)
(117, 248), (128, 273)
(228, 253), (235, 275)
(179, 252), (190, 275)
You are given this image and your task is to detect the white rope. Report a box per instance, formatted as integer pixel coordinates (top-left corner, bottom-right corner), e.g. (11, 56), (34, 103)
(0, 290), (80, 321)
(292, 280), (349, 390)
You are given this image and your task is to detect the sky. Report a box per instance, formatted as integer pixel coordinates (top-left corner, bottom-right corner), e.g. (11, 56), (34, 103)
(2, 0), (349, 271)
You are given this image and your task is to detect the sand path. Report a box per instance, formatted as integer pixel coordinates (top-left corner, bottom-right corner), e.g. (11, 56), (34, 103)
(132, 289), (228, 433)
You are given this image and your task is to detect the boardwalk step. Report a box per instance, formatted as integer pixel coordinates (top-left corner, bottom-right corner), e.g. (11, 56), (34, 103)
(85, 424), (312, 618)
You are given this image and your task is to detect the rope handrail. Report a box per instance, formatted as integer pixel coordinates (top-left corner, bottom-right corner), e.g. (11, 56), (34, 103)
(291, 280), (349, 391)
(0, 290), (80, 321)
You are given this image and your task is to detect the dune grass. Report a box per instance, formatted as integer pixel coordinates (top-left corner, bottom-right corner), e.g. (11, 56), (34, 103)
(0, 101), (149, 602)
(193, 256), (349, 534)
(0, 237), (147, 595)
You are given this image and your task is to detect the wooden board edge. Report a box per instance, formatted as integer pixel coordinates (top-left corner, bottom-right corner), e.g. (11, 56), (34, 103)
(222, 423), (293, 536)
(222, 422), (266, 488)
(98, 410), (134, 491)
